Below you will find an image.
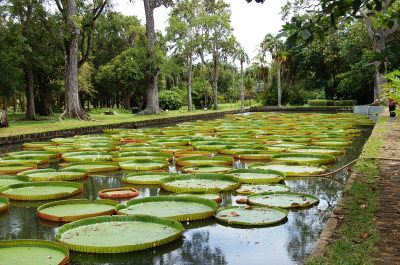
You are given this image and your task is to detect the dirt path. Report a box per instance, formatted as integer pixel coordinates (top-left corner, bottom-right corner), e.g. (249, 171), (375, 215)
(370, 109), (400, 264)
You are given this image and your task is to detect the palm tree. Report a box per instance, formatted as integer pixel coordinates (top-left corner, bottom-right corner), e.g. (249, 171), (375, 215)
(232, 43), (250, 108)
(260, 34), (286, 107)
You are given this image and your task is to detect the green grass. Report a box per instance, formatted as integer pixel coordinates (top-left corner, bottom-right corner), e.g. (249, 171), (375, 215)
(1, 104), (246, 137)
(306, 116), (386, 265)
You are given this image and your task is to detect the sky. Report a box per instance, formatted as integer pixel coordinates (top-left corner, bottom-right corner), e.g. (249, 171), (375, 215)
(114, 0), (288, 64)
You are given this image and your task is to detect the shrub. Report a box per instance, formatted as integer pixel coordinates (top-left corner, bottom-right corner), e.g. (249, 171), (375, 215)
(159, 90), (183, 110)
(334, 100), (357, 106)
(307, 100), (335, 106)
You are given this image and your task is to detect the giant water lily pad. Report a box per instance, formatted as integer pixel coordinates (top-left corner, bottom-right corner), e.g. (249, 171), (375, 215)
(62, 152), (112, 162)
(181, 164), (232, 173)
(98, 187), (139, 199)
(311, 140), (352, 147)
(17, 168), (89, 182)
(0, 164), (37, 174)
(0, 196), (9, 213)
(248, 192), (319, 208)
(160, 174), (242, 192)
(287, 146), (345, 156)
(270, 153), (336, 164)
(62, 162), (120, 173)
(228, 169), (285, 183)
(235, 184), (291, 194)
(175, 156), (233, 167)
(174, 151), (212, 158)
(22, 142), (55, 150)
(116, 196), (217, 221)
(112, 152), (173, 162)
(0, 175), (31, 187)
(0, 156), (49, 165)
(0, 181), (83, 201)
(233, 151), (277, 160)
(37, 199), (118, 222)
(249, 163), (326, 176)
(214, 206), (288, 226)
(120, 159), (169, 171)
(55, 215), (184, 253)
(8, 150), (60, 159)
(171, 192), (222, 202)
(0, 239), (69, 265)
(123, 172), (178, 185)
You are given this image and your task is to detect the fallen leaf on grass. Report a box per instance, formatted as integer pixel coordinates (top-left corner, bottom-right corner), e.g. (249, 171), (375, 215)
(360, 232), (372, 239)
(372, 217), (378, 222)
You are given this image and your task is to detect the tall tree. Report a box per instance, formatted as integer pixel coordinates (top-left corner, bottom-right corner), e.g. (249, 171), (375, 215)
(55, 0), (108, 120)
(198, 0), (235, 110)
(140, 0), (172, 114)
(232, 43), (249, 108)
(259, 33), (286, 107)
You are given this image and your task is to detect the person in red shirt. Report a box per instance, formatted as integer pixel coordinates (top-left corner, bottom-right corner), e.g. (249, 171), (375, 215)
(389, 91), (396, 117)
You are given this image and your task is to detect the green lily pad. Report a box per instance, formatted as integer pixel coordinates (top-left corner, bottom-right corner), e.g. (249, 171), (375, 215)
(0, 156), (49, 165)
(271, 153), (336, 164)
(249, 162), (326, 176)
(311, 140), (352, 147)
(37, 199), (118, 222)
(214, 206), (288, 226)
(8, 150), (60, 159)
(120, 159), (170, 171)
(160, 173), (242, 192)
(233, 151), (277, 160)
(175, 156), (233, 167)
(0, 181), (83, 201)
(17, 168), (89, 182)
(62, 152), (112, 162)
(0, 164), (37, 174)
(171, 192), (222, 202)
(0, 196), (9, 213)
(174, 151), (212, 158)
(181, 164), (232, 173)
(112, 152), (173, 162)
(235, 184), (291, 194)
(287, 146), (345, 156)
(248, 192), (319, 208)
(228, 169), (285, 183)
(0, 175), (31, 187)
(55, 215), (184, 253)
(116, 196), (217, 221)
(0, 239), (69, 265)
(62, 162), (120, 173)
(123, 172), (178, 185)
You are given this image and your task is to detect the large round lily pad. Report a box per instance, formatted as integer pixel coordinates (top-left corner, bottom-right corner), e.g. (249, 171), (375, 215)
(116, 196), (218, 221)
(0, 175), (31, 187)
(62, 162), (120, 173)
(0, 196), (9, 213)
(235, 184), (291, 194)
(17, 168), (89, 182)
(214, 206), (288, 226)
(8, 150), (60, 159)
(249, 162), (326, 176)
(181, 164), (232, 173)
(171, 192), (222, 202)
(233, 151), (276, 160)
(175, 156), (233, 166)
(55, 215), (184, 253)
(160, 174), (242, 192)
(120, 159), (170, 171)
(248, 192), (319, 208)
(270, 153), (336, 164)
(228, 169), (285, 183)
(287, 146), (345, 156)
(0, 164), (37, 174)
(0, 181), (83, 201)
(0, 239), (69, 265)
(112, 152), (173, 162)
(62, 152), (112, 162)
(98, 187), (139, 199)
(37, 199), (118, 222)
(123, 172), (178, 185)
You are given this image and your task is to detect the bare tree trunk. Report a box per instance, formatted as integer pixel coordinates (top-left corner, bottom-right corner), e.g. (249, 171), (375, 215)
(199, 51), (219, 110)
(123, 89), (131, 110)
(187, 52), (193, 111)
(240, 61), (244, 109)
(59, 0), (91, 120)
(140, 0), (161, 115)
(373, 28), (387, 103)
(13, 94), (17, 114)
(25, 68), (36, 120)
(20, 92), (25, 113)
(277, 59), (282, 107)
(0, 110), (8, 128)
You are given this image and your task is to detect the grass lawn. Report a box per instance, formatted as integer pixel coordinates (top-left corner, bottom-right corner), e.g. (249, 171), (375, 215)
(0, 103), (248, 137)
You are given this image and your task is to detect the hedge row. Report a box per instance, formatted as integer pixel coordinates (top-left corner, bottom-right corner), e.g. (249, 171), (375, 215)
(307, 100), (357, 106)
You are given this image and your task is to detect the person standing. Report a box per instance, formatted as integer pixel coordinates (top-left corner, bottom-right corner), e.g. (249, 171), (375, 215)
(389, 90), (396, 117)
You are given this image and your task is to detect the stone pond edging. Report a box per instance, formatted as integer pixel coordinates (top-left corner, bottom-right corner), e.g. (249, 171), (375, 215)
(0, 109), (250, 145)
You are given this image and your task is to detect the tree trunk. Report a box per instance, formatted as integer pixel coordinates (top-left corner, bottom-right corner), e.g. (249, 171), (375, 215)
(140, 0), (161, 115)
(373, 28), (387, 103)
(25, 68), (36, 120)
(187, 52), (193, 111)
(0, 110), (8, 128)
(277, 59), (282, 107)
(13, 94), (17, 114)
(37, 74), (53, 116)
(59, 0), (91, 120)
(20, 92), (26, 113)
(240, 61), (244, 109)
(123, 89), (131, 110)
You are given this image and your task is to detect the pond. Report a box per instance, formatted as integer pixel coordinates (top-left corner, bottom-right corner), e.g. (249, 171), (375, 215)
(0, 114), (374, 265)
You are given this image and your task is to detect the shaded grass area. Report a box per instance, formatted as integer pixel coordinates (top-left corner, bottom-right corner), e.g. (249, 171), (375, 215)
(306, 116), (387, 264)
(1, 104), (244, 137)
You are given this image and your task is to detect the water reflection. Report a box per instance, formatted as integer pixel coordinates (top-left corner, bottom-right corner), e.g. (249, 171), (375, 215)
(0, 124), (373, 265)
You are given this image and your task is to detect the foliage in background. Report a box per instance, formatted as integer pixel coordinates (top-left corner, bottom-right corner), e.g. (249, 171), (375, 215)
(158, 90), (183, 110)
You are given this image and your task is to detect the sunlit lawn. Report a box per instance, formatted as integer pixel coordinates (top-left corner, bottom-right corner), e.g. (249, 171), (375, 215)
(1, 103), (246, 137)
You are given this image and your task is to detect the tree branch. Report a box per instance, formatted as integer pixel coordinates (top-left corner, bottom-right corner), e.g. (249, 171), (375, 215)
(361, 12), (374, 39)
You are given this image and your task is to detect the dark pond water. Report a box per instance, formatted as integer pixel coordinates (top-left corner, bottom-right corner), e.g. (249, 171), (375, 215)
(0, 124), (373, 265)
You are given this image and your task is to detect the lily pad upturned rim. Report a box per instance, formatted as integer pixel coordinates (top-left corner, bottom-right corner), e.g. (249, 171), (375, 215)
(17, 168), (89, 181)
(249, 162), (327, 176)
(181, 164), (233, 174)
(0, 175), (31, 187)
(98, 187), (139, 199)
(62, 162), (121, 172)
(115, 195), (218, 221)
(214, 205), (289, 226)
(0, 164), (37, 174)
(175, 156), (233, 167)
(160, 173), (242, 193)
(61, 151), (112, 162)
(112, 151), (173, 162)
(286, 146), (346, 156)
(0, 181), (83, 201)
(55, 215), (184, 253)
(123, 172), (179, 185)
(0, 239), (69, 265)
(248, 191), (320, 208)
(171, 191), (223, 202)
(233, 150), (278, 160)
(119, 159), (170, 170)
(228, 168), (286, 183)
(270, 153), (336, 164)
(174, 151), (212, 158)
(37, 199), (119, 222)
(0, 196), (9, 212)
(8, 150), (61, 158)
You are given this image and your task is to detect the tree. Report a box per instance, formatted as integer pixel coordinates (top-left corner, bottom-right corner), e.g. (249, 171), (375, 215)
(140, 0), (172, 114)
(259, 33), (286, 107)
(232, 43), (249, 108)
(166, 0), (202, 111)
(197, 0), (235, 110)
(55, 0), (108, 120)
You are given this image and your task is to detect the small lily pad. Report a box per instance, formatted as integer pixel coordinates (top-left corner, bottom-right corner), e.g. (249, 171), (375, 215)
(248, 192), (319, 208)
